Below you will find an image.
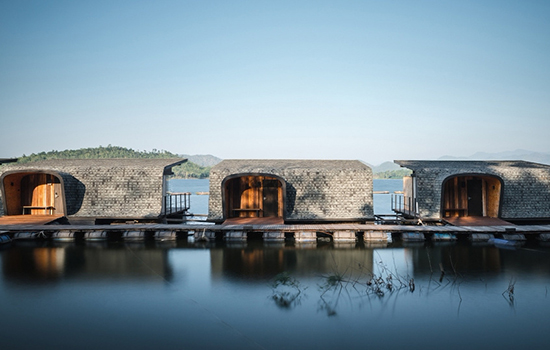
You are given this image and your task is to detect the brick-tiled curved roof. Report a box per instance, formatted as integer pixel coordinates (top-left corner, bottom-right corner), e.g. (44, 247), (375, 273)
(212, 159), (371, 172)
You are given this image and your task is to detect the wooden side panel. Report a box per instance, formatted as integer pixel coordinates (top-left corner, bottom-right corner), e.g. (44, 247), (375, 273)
(485, 177), (501, 218)
(403, 176), (413, 201)
(3, 173), (23, 215)
(53, 182), (64, 215)
(443, 176), (468, 217)
(262, 179), (280, 217)
(21, 174), (59, 215)
(278, 185), (283, 217)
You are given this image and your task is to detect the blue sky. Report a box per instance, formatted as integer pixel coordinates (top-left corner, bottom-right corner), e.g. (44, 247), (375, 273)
(1, 0), (549, 164)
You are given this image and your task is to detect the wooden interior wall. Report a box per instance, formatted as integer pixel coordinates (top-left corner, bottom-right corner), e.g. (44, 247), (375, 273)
(403, 176), (413, 199)
(23, 174), (52, 214)
(443, 175), (501, 218)
(485, 177), (501, 217)
(3, 173), (63, 216)
(240, 176), (261, 211)
(224, 175), (282, 218)
(3, 173), (23, 215)
(277, 185), (283, 217)
(443, 177), (467, 216)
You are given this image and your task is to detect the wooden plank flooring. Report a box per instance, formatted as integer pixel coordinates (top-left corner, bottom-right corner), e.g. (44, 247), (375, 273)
(1, 222), (550, 234)
(443, 216), (514, 226)
(222, 217), (284, 226)
(0, 215), (63, 226)
(2, 215), (550, 235)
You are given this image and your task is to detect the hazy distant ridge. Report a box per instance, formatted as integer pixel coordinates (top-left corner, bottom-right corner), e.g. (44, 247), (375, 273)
(439, 149), (550, 165)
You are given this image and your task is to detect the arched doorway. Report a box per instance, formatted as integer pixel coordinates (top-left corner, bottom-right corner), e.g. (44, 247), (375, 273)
(441, 174), (502, 218)
(1, 171), (65, 216)
(222, 174), (285, 220)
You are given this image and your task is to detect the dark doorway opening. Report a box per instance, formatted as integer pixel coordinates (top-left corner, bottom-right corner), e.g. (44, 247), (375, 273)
(2, 172), (65, 216)
(223, 175), (284, 220)
(442, 175), (502, 218)
(467, 178), (483, 216)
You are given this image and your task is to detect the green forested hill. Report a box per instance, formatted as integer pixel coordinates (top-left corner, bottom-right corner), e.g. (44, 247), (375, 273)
(373, 169), (412, 179)
(17, 146), (211, 179)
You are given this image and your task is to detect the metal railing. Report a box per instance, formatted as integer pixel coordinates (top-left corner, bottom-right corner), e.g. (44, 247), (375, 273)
(164, 192), (191, 216)
(391, 193), (419, 218)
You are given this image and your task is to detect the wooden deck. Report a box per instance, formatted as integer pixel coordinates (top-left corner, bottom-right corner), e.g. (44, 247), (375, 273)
(1, 221), (549, 235)
(222, 217), (284, 226)
(0, 215), (64, 226)
(2, 213), (550, 243)
(443, 216), (514, 226)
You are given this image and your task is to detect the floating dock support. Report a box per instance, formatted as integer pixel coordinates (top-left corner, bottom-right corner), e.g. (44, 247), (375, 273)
(363, 231), (388, 242)
(122, 231), (147, 241)
(501, 233), (526, 241)
(225, 231), (247, 241)
(432, 233), (457, 241)
(84, 231), (108, 241)
(401, 232), (425, 241)
(332, 230), (356, 242)
(294, 231), (316, 242)
(154, 230), (177, 241)
(12, 231), (45, 240)
(263, 231), (285, 241)
(469, 233), (495, 242)
(0, 232), (11, 244)
(51, 230), (77, 241)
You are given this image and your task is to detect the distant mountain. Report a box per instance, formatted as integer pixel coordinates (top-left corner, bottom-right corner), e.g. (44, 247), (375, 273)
(180, 154), (222, 167)
(439, 149), (550, 165)
(372, 161), (400, 173)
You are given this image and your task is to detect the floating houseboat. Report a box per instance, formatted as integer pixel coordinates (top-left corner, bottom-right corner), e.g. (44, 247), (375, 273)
(0, 158), (188, 224)
(394, 160), (550, 225)
(208, 159), (374, 224)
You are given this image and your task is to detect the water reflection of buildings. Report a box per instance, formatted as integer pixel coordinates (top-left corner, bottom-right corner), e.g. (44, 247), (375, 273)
(3, 242), (550, 287)
(405, 244), (503, 275)
(1, 243), (173, 283)
(209, 242), (550, 282)
(404, 243), (550, 278)
(210, 244), (375, 280)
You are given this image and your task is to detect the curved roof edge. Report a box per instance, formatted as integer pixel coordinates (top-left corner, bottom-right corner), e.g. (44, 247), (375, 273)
(394, 160), (550, 171)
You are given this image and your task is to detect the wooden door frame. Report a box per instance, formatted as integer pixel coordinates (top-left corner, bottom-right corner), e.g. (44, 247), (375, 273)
(221, 173), (286, 220)
(440, 173), (503, 218)
(1, 170), (67, 216)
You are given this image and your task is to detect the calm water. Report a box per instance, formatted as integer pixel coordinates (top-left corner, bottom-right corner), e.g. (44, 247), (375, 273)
(1, 179), (549, 349)
(1, 241), (549, 349)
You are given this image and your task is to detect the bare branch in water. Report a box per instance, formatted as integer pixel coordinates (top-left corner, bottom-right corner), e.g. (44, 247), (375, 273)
(502, 278), (516, 306)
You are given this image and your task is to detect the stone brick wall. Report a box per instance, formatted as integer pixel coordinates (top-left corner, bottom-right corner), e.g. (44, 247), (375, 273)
(396, 160), (550, 220)
(0, 159), (184, 219)
(208, 160), (373, 222)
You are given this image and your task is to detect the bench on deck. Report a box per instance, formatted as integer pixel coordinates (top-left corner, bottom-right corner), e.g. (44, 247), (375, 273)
(22, 206), (55, 215)
(232, 208), (263, 218)
(443, 208), (466, 217)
